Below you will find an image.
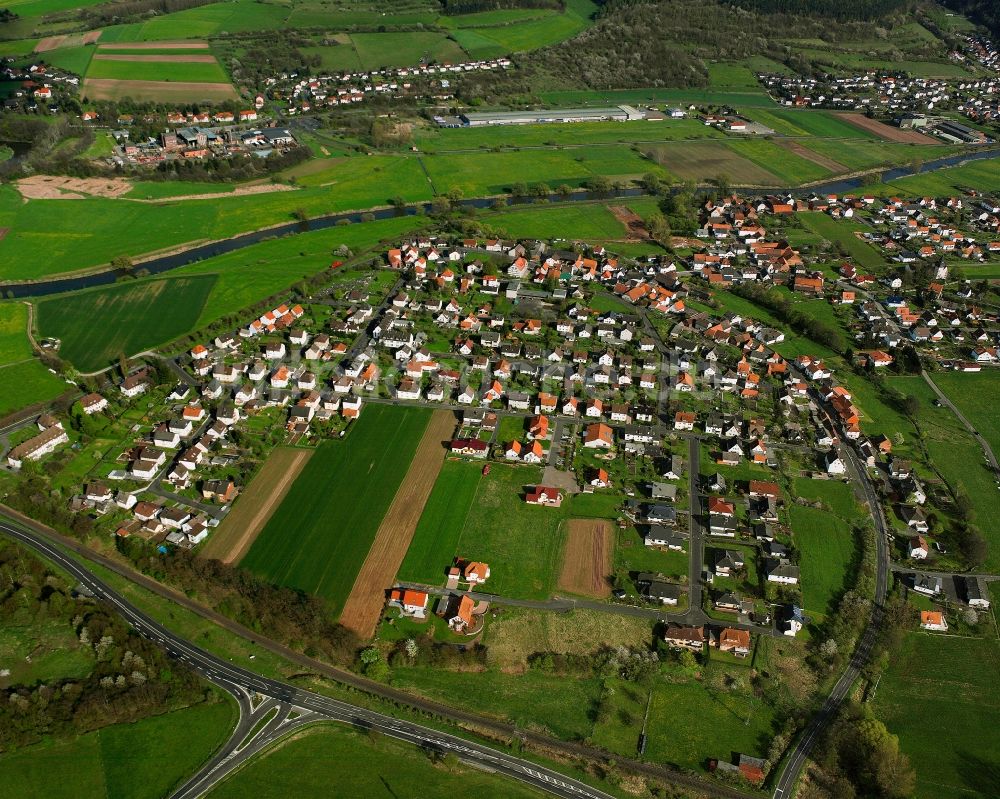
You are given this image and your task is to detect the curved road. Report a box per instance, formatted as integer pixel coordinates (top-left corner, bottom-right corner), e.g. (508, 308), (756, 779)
(771, 444), (889, 798)
(0, 517), (761, 799)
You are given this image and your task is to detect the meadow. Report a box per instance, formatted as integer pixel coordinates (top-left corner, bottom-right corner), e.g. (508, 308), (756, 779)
(490, 201), (631, 241)
(932, 370), (1000, 464)
(0, 302), (67, 416)
(645, 140), (780, 185)
(799, 139), (957, 173)
(865, 158), (1000, 197)
(727, 138), (831, 185)
(748, 108), (880, 139)
(36, 275), (217, 372)
(413, 118), (723, 153)
(796, 211), (887, 271)
(875, 631), (1000, 799)
(789, 495), (858, 620)
(241, 405), (431, 616)
(207, 723), (548, 799)
(888, 375), (1000, 571)
(85, 57), (231, 83)
(397, 461), (567, 599)
(0, 699), (235, 799)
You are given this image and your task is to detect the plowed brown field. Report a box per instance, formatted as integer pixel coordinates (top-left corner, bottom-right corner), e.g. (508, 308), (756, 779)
(338, 410), (457, 637)
(557, 518), (614, 598)
(837, 113), (939, 144)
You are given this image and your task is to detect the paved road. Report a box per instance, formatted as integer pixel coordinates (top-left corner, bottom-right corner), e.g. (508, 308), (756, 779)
(0, 514), (758, 799)
(0, 519), (619, 799)
(921, 369), (1000, 478)
(771, 444), (889, 799)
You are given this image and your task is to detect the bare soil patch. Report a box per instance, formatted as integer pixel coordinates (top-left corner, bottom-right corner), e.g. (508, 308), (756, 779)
(339, 410), (457, 638)
(609, 204), (650, 241)
(35, 30), (101, 52)
(777, 139), (847, 173)
(82, 78), (238, 102)
(97, 40), (209, 50)
(202, 448), (313, 564)
(557, 518), (614, 598)
(0, 228), (8, 242)
(17, 175), (132, 200)
(836, 112), (939, 144)
(93, 53), (218, 63)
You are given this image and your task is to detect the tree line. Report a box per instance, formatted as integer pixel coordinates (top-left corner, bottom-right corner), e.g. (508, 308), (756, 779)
(0, 538), (210, 750)
(721, 0), (908, 22)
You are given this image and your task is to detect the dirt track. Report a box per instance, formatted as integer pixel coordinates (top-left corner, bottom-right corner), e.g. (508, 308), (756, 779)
(609, 204), (650, 241)
(837, 112), (939, 144)
(557, 518), (614, 598)
(201, 448), (312, 564)
(338, 410), (457, 638)
(17, 175), (132, 200)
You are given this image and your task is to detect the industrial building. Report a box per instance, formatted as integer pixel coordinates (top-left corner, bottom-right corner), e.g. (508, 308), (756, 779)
(439, 105), (648, 127)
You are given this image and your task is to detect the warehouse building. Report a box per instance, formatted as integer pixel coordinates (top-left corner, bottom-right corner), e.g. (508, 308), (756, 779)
(451, 105), (647, 127)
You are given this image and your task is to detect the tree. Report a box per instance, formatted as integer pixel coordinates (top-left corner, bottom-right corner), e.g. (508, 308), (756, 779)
(111, 255), (133, 272)
(586, 176), (612, 196)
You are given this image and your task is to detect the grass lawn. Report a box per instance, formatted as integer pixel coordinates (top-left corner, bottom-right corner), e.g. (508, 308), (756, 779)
(799, 139), (957, 172)
(0, 699), (235, 799)
(874, 631), (1000, 799)
(397, 459), (483, 585)
(491, 202), (629, 242)
(399, 461), (566, 599)
(796, 211), (887, 272)
(391, 666), (601, 741)
(0, 301), (68, 415)
(727, 138), (832, 185)
(36, 275), (216, 372)
(887, 375), (1000, 571)
(206, 722), (548, 799)
(0, 301), (34, 363)
(931, 370), (1000, 463)
(241, 405), (431, 615)
(790, 501), (857, 619)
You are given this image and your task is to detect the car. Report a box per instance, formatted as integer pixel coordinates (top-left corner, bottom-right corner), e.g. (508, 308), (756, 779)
(612, 589), (627, 600)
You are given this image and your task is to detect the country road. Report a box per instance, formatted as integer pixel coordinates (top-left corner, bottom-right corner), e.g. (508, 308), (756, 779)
(0, 511), (758, 799)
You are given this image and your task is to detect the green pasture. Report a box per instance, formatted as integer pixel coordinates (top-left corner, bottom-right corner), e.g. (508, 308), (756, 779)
(727, 138), (831, 185)
(538, 87), (776, 108)
(796, 211), (887, 271)
(85, 57), (230, 83)
(207, 723), (547, 799)
(36, 275), (216, 372)
(242, 405), (431, 615)
(491, 202), (630, 241)
(790, 501), (857, 619)
(875, 631), (1000, 799)
(800, 139), (958, 172)
(0, 700), (235, 799)
(397, 461), (567, 599)
(397, 459), (483, 585)
(932, 371), (1000, 464)
(413, 118), (723, 153)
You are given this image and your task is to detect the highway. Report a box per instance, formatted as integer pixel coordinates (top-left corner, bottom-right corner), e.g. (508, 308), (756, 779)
(0, 520), (617, 799)
(770, 443), (889, 799)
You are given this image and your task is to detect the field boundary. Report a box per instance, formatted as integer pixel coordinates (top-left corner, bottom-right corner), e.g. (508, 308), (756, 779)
(201, 447), (313, 564)
(338, 409), (457, 637)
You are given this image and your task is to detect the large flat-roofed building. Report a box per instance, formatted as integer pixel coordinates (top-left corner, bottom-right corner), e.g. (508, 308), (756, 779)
(456, 105), (646, 127)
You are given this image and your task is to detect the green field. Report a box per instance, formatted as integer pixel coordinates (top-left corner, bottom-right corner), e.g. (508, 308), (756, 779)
(85, 57), (230, 83)
(866, 158), (1000, 197)
(0, 302), (67, 416)
(491, 201), (630, 241)
(790, 491), (858, 619)
(413, 118), (723, 153)
(242, 405), (431, 615)
(875, 631), (1000, 799)
(0, 700), (235, 799)
(397, 461), (567, 599)
(727, 138), (831, 185)
(799, 139), (957, 172)
(797, 211), (887, 271)
(888, 375), (1000, 571)
(749, 108), (880, 139)
(932, 371), (1000, 465)
(39, 45), (96, 76)
(36, 275), (217, 372)
(397, 459), (483, 585)
(207, 722), (547, 799)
